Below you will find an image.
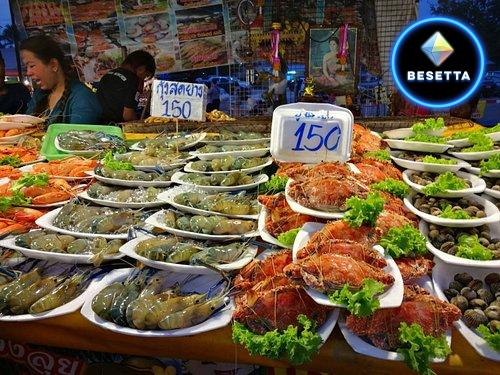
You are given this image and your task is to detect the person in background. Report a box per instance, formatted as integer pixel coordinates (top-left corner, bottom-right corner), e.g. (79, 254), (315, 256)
(267, 73), (287, 109)
(97, 50), (156, 123)
(21, 35), (102, 124)
(0, 51), (31, 114)
(206, 80), (220, 112)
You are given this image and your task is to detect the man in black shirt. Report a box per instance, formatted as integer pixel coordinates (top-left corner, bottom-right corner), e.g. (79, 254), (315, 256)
(0, 52), (31, 114)
(97, 50), (155, 123)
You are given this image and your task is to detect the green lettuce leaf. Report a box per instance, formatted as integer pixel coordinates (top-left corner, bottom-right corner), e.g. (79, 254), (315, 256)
(363, 150), (391, 161)
(455, 234), (494, 260)
(411, 117), (444, 134)
(102, 151), (135, 171)
(328, 279), (385, 317)
(379, 224), (428, 258)
(438, 205), (471, 220)
(277, 228), (301, 248)
(479, 153), (500, 175)
(421, 155), (457, 165)
(421, 172), (468, 196)
(463, 133), (494, 152)
(477, 324), (500, 352)
(0, 156), (22, 167)
(405, 134), (447, 144)
(371, 178), (410, 199)
(397, 322), (451, 375)
(259, 174), (288, 195)
(11, 173), (49, 191)
(343, 192), (385, 227)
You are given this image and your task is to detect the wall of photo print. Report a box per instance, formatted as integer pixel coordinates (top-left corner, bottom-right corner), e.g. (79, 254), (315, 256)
(9, 0), (244, 82)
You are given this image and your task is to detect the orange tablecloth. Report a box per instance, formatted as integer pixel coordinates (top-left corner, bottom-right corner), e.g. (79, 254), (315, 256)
(0, 312), (499, 374)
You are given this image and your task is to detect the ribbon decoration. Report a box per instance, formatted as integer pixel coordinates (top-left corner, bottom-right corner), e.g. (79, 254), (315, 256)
(270, 22), (281, 77)
(337, 23), (349, 71)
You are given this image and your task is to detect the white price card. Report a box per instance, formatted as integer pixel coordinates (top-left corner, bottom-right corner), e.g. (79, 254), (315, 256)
(270, 102), (353, 163)
(151, 79), (208, 122)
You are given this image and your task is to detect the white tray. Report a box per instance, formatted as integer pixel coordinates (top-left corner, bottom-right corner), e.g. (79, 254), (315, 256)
(404, 192), (500, 228)
(158, 186), (259, 220)
(432, 261), (500, 361)
(145, 210), (259, 241)
(0, 236), (124, 264)
(189, 148), (270, 161)
(0, 129), (37, 144)
(19, 164), (92, 182)
(484, 187), (500, 199)
(390, 151), (469, 173)
(385, 139), (452, 153)
(0, 114), (45, 125)
(339, 276), (451, 363)
(85, 170), (175, 188)
(119, 233), (257, 274)
(0, 121), (35, 130)
(130, 132), (207, 151)
(402, 170), (486, 197)
(292, 222), (404, 309)
(184, 157), (273, 175)
(464, 165), (500, 178)
(447, 131), (500, 147)
(448, 149), (500, 161)
(80, 268), (234, 337)
(116, 152), (195, 171)
(419, 220), (500, 268)
(285, 179), (344, 219)
(257, 207), (288, 249)
(35, 207), (130, 239)
(383, 127), (443, 139)
(201, 137), (270, 146)
(78, 190), (167, 209)
(171, 171), (268, 192)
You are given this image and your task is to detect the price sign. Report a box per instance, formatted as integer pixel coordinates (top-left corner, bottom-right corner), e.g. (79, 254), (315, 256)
(270, 103), (353, 163)
(151, 79), (208, 122)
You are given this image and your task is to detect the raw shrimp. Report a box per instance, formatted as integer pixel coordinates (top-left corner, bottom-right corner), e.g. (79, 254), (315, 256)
(29, 273), (85, 313)
(190, 243), (249, 265)
(8, 276), (60, 314)
(0, 269), (41, 310)
(109, 274), (148, 326)
(91, 282), (125, 320)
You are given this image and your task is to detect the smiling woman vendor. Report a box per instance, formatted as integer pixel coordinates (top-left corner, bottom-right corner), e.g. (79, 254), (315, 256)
(21, 35), (102, 125)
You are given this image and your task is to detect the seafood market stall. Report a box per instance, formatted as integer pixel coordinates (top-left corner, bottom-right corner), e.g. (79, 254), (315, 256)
(0, 111), (499, 375)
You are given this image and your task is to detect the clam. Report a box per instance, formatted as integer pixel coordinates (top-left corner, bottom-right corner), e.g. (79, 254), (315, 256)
(485, 273), (500, 286)
(444, 288), (459, 300)
(468, 279), (483, 291)
(485, 306), (500, 321)
(451, 295), (468, 312)
(449, 281), (464, 291)
(477, 288), (494, 304)
(490, 282), (500, 295)
(470, 298), (488, 310)
(463, 309), (488, 328)
(489, 320), (500, 333)
(454, 272), (473, 285)
(460, 287), (477, 301)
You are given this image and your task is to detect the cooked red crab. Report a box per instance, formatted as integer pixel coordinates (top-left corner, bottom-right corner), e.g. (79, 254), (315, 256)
(308, 220), (380, 248)
(352, 124), (382, 155)
(346, 285), (461, 350)
(284, 253), (394, 293)
(296, 238), (387, 268)
(233, 284), (328, 335)
(275, 162), (304, 177)
(395, 257), (434, 284)
(285, 162), (353, 181)
(354, 163), (388, 184)
(355, 157), (402, 180)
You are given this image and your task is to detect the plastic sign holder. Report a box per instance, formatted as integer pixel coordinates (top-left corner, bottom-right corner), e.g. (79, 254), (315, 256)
(270, 102), (353, 163)
(151, 79), (208, 122)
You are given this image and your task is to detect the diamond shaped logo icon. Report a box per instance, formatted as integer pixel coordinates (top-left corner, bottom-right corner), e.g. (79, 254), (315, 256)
(421, 31), (454, 66)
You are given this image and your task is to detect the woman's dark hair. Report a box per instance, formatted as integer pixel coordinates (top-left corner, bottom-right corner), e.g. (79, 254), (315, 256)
(123, 50), (156, 76)
(20, 35), (75, 121)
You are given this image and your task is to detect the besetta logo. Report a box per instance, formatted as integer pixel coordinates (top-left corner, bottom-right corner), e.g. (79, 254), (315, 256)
(391, 17), (485, 108)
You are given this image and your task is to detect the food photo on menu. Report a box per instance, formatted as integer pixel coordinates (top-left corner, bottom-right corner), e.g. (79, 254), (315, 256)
(0, 0), (499, 374)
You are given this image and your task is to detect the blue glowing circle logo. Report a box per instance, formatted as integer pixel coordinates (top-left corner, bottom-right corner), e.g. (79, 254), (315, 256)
(391, 17), (485, 108)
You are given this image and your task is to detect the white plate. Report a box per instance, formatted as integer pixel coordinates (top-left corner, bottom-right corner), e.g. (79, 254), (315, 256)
(402, 170), (486, 197)
(77, 190), (166, 209)
(339, 276), (452, 363)
(0, 129), (37, 144)
(54, 137), (106, 156)
(145, 210), (259, 241)
(484, 187), (500, 199)
(130, 132), (207, 151)
(201, 137), (270, 146)
(0, 236), (124, 264)
(189, 148), (270, 161)
(257, 207), (288, 248)
(464, 165), (500, 178)
(0, 277), (102, 322)
(116, 152), (195, 171)
(119, 233), (257, 274)
(19, 164), (92, 182)
(158, 186), (259, 220)
(20, 157), (46, 167)
(390, 151), (469, 173)
(35, 207), (130, 239)
(404, 192), (500, 227)
(448, 149), (500, 161)
(171, 171), (268, 192)
(0, 114), (45, 125)
(80, 268), (234, 337)
(292, 222), (404, 309)
(383, 127), (444, 139)
(432, 261), (500, 361)
(447, 131), (500, 147)
(385, 139), (452, 153)
(420, 220), (500, 268)
(285, 179), (344, 219)
(85, 170), (175, 188)
(184, 157), (273, 175)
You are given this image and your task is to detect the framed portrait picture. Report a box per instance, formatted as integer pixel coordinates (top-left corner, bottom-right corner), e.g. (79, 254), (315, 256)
(308, 27), (358, 95)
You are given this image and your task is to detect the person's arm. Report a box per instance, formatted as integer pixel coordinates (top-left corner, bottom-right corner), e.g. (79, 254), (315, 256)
(121, 79), (139, 122)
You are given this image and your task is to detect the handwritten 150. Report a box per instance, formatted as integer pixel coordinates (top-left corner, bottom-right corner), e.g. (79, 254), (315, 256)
(292, 122), (342, 151)
(162, 99), (192, 119)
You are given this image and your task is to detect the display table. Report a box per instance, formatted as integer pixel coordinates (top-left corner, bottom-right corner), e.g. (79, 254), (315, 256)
(1, 312), (498, 374)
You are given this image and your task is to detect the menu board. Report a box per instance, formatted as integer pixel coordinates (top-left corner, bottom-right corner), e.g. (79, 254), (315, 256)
(11, 0), (239, 80)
